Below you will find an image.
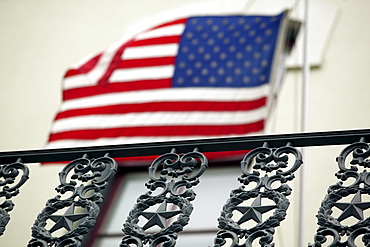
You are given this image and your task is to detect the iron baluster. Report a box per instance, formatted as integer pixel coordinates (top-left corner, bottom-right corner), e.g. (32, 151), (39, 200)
(214, 143), (303, 247)
(27, 153), (117, 247)
(308, 139), (370, 247)
(121, 148), (208, 247)
(0, 158), (29, 236)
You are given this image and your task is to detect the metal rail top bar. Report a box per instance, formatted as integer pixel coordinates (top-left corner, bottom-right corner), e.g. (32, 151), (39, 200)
(0, 129), (369, 164)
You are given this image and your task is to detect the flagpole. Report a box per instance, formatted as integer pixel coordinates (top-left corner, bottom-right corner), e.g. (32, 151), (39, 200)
(298, 0), (310, 246)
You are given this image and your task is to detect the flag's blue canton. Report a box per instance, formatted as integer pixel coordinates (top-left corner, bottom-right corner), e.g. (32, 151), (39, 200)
(173, 13), (284, 88)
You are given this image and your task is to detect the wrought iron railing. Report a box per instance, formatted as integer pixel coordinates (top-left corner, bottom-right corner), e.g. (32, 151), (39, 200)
(1, 129), (370, 246)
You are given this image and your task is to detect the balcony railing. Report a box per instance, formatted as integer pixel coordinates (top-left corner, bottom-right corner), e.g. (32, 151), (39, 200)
(1, 129), (370, 247)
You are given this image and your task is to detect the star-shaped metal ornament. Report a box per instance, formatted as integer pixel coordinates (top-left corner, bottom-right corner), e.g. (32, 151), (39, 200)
(334, 191), (370, 222)
(235, 195), (276, 224)
(141, 201), (181, 230)
(48, 204), (88, 233)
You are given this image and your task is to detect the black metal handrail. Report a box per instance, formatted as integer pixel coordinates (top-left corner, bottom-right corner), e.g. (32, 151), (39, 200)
(0, 129), (370, 164)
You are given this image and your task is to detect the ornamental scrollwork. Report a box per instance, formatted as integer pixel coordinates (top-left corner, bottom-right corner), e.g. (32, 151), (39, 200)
(121, 148), (208, 247)
(27, 154), (117, 247)
(0, 158), (29, 236)
(214, 143), (303, 247)
(308, 139), (370, 247)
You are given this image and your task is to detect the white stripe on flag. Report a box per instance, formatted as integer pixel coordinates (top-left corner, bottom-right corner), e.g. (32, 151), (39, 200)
(60, 85), (270, 111)
(51, 108), (267, 133)
(135, 24), (185, 40)
(109, 65), (174, 83)
(63, 74), (95, 90)
(122, 44), (179, 59)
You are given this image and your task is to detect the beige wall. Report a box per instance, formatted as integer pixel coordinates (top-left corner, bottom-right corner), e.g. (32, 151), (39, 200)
(0, 0), (369, 246)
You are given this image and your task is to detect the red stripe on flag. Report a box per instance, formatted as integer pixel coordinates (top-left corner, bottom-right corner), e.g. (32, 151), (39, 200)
(56, 98), (267, 119)
(130, 36), (181, 47)
(64, 54), (102, 77)
(117, 57), (176, 69)
(63, 79), (172, 100)
(115, 150), (249, 166)
(48, 121), (264, 141)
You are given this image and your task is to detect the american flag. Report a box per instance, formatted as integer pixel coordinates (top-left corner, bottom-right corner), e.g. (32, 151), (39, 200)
(46, 12), (288, 162)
